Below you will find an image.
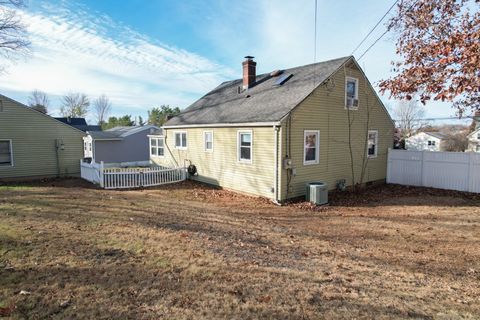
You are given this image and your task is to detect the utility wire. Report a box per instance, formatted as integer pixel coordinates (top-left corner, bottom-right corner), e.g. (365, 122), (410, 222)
(351, 0), (400, 55)
(393, 116), (475, 122)
(357, 0), (420, 61)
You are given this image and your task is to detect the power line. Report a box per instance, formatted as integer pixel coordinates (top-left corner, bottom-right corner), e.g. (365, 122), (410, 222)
(393, 116), (475, 122)
(357, 0), (420, 61)
(351, 0), (400, 55)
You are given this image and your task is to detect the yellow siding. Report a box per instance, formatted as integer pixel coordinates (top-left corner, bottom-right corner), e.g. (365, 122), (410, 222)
(151, 127), (277, 199)
(0, 97), (85, 179)
(280, 64), (394, 199)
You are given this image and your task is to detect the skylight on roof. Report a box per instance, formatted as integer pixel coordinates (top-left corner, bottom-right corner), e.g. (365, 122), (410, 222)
(274, 73), (293, 86)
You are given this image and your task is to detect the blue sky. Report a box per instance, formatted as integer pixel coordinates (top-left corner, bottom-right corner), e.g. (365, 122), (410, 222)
(0, 0), (470, 125)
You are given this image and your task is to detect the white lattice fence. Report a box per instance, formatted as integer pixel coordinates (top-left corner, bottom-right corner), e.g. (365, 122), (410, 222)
(80, 160), (186, 189)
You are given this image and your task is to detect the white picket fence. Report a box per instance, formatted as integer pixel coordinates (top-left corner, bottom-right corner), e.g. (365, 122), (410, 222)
(387, 149), (480, 193)
(80, 160), (186, 189)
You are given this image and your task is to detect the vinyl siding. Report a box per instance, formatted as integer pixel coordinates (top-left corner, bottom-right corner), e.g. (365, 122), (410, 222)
(0, 97), (85, 179)
(92, 130), (151, 163)
(151, 127), (277, 199)
(280, 64), (394, 199)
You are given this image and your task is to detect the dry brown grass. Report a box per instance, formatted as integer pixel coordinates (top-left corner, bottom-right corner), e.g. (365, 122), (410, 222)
(1, 179), (479, 319)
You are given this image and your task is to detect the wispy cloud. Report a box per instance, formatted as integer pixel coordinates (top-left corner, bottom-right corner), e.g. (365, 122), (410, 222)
(0, 1), (233, 117)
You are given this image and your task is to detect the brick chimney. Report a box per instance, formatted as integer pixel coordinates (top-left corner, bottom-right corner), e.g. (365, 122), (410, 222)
(242, 56), (256, 89)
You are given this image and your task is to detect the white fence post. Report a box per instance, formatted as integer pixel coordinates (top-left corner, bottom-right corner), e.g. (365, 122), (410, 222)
(468, 152), (474, 193)
(421, 150), (426, 187)
(100, 161), (104, 188)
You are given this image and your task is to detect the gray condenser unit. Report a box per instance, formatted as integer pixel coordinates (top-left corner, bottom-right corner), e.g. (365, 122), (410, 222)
(305, 182), (328, 205)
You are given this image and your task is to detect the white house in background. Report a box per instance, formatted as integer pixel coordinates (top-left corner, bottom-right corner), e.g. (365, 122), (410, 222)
(405, 131), (450, 152)
(83, 125), (161, 163)
(467, 128), (480, 152)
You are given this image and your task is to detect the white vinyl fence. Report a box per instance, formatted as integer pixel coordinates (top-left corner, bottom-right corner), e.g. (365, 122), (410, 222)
(80, 160), (186, 189)
(387, 149), (480, 193)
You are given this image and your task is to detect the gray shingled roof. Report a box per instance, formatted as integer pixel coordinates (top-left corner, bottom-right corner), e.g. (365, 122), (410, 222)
(88, 125), (159, 140)
(425, 132), (450, 140)
(165, 56), (351, 126)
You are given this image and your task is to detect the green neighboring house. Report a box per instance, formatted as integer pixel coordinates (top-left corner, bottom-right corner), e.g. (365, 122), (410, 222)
(150, 56), (394, 202)
(0, 94), (85, 181)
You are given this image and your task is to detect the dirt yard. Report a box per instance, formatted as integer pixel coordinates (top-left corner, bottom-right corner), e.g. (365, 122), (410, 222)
(1, 179), (479, 319)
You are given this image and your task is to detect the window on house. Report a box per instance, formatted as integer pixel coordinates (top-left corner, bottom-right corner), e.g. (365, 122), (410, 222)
(428, 140), (436, 146)
(345, 77), (359, 109)
(303, 130), (320, 165)
(238, 131), (252, 162)
(0, 140), (12, 166)
(477, 133), (480, 140)
(204, 131), (213, 152)
(367, 130), (378, 158)
(150, 137), (164, 157)
(84, 141), (87, 151)
(476, 144), (480, 152)
(174, 132), (187, 149)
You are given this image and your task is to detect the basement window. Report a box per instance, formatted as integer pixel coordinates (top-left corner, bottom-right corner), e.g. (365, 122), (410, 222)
(150, 137), (164, 157)
(0, 140), (13, 167)
(367, 130), (378, 158)
(238, 130), (252, 163)
(174, 131), (187, 150)
(303, 130), (320, 165)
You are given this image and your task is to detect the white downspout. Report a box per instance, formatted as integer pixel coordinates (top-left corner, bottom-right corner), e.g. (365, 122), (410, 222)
(273, 125), (281, 205)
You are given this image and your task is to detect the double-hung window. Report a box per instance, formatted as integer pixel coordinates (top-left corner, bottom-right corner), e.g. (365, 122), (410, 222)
(303, 130), (320, 165)
(150, 137), (164, 157)
(367, 130), (378, 158)
(204, 131), (213, 152)
(238, 131), (252, 163)
(345, 77), (359, 110)
(174, 131), (187, 150)
(0, 140), (13, 166)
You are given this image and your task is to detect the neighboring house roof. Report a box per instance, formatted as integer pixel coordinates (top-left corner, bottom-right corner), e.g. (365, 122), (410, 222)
(88, 125), (159, 140)
(165, 56), (352, 127)
(423, 132), (450, 140)
(0, 94), (85, 135)
(54, 117), (102, 132)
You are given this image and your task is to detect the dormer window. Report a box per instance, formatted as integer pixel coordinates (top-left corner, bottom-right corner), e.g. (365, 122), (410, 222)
(345, 77), (359, 110)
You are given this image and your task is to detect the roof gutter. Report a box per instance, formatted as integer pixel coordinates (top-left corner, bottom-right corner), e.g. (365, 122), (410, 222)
(162, 121), (281, 129)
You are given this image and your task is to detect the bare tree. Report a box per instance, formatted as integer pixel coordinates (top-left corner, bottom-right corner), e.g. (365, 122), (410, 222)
(443, 132), (469, 152)
(0, 0), (30, 71)
(60, 93), (90, 118)
(393, 99), (426, 143)
(93, 94), (112, 125)
(28, 89), (49, 114)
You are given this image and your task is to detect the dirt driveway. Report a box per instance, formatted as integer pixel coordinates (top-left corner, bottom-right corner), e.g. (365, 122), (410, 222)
(1, 179), (479, 319)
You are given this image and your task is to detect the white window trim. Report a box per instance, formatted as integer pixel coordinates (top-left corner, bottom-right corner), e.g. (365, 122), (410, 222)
(174, 131), (187, 150)
(345, 76), (359, 110)
(149, 137), (165, 158)
(237, 130), (253, 164)
(303, 130), (320, 166)
(204, 131), (213, 152)
(0, 139), (14, 168)
(367, 130), (378, 159)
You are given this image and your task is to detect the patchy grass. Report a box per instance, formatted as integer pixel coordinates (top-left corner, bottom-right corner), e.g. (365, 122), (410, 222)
(1, 179), (479, 319)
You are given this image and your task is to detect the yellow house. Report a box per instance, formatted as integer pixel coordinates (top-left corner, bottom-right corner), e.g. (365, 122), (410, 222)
(150, 56), (394, 202)
(0, 94), (85, 181)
